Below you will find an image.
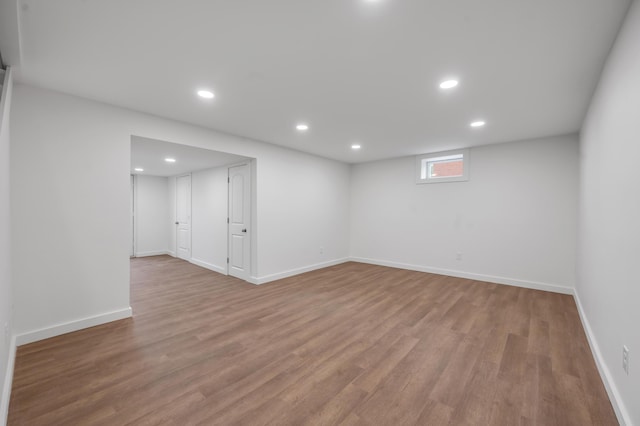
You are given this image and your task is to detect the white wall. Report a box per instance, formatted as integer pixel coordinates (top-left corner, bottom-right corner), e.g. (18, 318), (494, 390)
(0, 68), (15, 425)
(191, 167), (228, 274)
(578, 1), (640, 424)
(134, 175), (169, 257)
(11, 86), (132, 342)
(350, 134), (579, 293)
(10, 84), (351, 341)
(257, 149), (350, 281)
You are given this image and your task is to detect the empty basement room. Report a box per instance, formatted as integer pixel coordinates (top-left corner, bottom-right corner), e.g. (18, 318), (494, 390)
(1, 0), (639, 425)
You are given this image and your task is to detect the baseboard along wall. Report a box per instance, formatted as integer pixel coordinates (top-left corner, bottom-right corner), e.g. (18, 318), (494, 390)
(1, 335), (16, 426)
(250, 258), (351, 285)
(135, 250), (171, 258)
(573, 291), (631, 426)
(189, 258), (226, 275)
(349, 257), (574, 295)
(15, 308), (133, 346)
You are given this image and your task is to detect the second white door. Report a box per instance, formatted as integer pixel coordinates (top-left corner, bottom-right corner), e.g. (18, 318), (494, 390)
(176, 174), (191, 260)
(228, 164), (250, 280)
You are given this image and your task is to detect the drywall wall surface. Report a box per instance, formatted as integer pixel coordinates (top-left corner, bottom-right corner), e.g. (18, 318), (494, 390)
(578, 1), (640, 424)
(350, 134), (579, 292)
(134, 175), (169, 256)
(11, 84), (350, 337)
(11, 85), (132, 336)
(191, 166), (228, 273)
(255, 147), (350, 279)
(0, 67), (15, 424)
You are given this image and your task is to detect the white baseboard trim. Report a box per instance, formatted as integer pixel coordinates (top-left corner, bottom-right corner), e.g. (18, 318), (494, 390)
(250, 258), (350, 285)
(573, 290), (630, 426)
(349, 257), (574, 295)
(15, 307), (133, 346)
(135, 250), (170, 257)
(190, 258), (226, 275)
(1, 334), (16, 426)
(167, 250), (176, 257)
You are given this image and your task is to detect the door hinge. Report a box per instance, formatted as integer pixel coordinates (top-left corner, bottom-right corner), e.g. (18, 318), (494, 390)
(227, 257), (229, 263)
(227, 177), (230, 183)
(227, 217), (229, 224)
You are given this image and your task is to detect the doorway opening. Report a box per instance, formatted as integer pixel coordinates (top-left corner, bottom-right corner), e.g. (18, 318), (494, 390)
(130, 135), (256, 281)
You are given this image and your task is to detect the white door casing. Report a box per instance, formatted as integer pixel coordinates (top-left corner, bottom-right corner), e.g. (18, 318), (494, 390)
(176, 174), (192, 260)
(131, 175), (135, 257)
(228, 164), (250, 280)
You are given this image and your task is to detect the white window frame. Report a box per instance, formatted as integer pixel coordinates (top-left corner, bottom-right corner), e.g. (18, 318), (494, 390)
(416, 149), (469, 184)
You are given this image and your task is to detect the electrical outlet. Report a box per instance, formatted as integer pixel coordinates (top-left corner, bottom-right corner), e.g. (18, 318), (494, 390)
(623, 345), (629, 375)
(319, 246), (324, 255)
(456, 252), (462, 261)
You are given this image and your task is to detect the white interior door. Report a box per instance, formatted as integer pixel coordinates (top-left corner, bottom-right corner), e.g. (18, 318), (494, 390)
(228, 164), (250, 280)
(176, 174), (192, 260)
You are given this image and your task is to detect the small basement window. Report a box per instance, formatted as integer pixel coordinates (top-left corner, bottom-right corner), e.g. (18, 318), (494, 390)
(416, 149), (469, 184)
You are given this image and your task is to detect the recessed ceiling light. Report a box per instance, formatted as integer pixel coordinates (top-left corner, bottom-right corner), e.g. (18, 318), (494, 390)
(439, 79), (459, 89)
(351, 144), (361, 150)
(296, 124), (309, 131)
(470, 120), (486, 127)
(134, 168), (144, 172)
(165, 158), (176, 163)
(197, 90), (215, 99)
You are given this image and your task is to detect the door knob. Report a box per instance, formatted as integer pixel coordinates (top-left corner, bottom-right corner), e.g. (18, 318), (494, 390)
(175, 222), (179, 225)
(242, 229), (247, 233)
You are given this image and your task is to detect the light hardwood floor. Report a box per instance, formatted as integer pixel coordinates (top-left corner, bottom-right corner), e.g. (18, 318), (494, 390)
(8, 256), (617, 425)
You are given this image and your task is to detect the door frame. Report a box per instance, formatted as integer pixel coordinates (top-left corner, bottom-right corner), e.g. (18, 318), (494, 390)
(131, 174), (136, 257)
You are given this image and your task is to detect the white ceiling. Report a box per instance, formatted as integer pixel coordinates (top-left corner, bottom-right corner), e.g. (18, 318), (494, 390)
(131, 136), (249, 177)
(7, 0), (632, 163)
